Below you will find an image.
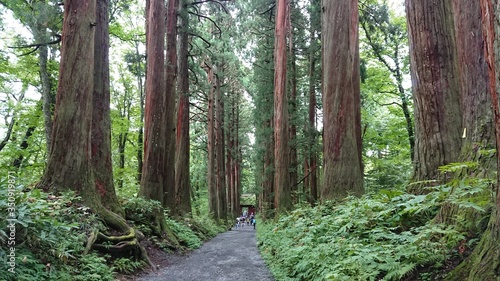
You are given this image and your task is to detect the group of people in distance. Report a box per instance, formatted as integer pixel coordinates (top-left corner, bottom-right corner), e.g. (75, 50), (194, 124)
(235, 212), (256, 229)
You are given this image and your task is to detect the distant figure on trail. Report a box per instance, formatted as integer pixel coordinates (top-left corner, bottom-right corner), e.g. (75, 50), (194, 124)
(251, 218), (256, 229)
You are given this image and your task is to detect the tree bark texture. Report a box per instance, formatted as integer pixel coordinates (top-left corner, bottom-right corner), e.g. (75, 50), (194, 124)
(207, 66), (218, 220)
(175, 0), (192, 216)
(405, 0), (462, 185)
(453, 0), (493, 148)
(41, 0), (96, 197)
(92, 0), (123, 216)
(273, 0), (292, 215)
(321, 0), (364, 200)
(165, 0), (179, 212)
(447, 1), (500, 279)
(139, 0), (167, 203)
(215, 68), (227, 222)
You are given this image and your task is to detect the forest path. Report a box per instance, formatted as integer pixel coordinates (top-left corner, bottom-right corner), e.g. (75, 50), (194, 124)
(134, 225), (274, 281)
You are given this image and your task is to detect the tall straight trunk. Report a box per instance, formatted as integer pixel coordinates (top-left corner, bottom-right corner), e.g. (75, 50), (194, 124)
(434, 0), (493, 229)
(226, 93), (234, 216)
(92, 0), (123, 216)
(135, 43), (145, 184)
(321, 0), (364, 200)
(405, 0), (462, 188)
(139, 0), (167, 203)
(38, 1), (153, 266)
(175, 0), (192, 216)
(234, 96), (241, 216)
(36, 42), (53, 155)
(307, 0), (319, 204)
(165, 0), (179, 211)
(289, 43), (298, 204)
(215, 70), (227, 222)
(207, 66), (218, 219)
(40, 0), (96, 197)
(453, 0), (493, 147)
(446, 1), (500, 279)
(273, 0), (292, 215)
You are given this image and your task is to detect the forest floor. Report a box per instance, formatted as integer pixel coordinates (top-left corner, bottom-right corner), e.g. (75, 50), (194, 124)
(117, 225), (274, 281)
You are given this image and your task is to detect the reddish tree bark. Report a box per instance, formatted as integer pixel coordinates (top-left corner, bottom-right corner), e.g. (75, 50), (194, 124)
(215, 67), (227, 222)
(175, 0), (192, 216)
(41, 0), (96, 198)
(92, 0), (123, 215)
(273, 0), (292, 215)
(139, 0), (167, 203)
(405, 0), (462, 187)
(164, 0), (179, 211)
(207, 65), (218, 219)
(321, 0), (364, 200)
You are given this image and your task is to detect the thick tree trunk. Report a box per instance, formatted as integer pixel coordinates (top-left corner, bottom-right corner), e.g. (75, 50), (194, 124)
(92, 0), (123, 216)
(38, 0), (153, 267)
(40, 0), (96, 196)
(175, 0), (192, 216)
(273, 0), (291, 215)
(139, 0), (167, 204)
(434, 0), (493, 231)
(165, 0), (179, 212)
(447, 2), (500, 279)
(321, 0), (364, 200)
(405, 0), (462, 188)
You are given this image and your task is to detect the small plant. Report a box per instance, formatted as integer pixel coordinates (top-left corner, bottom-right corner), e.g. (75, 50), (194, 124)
(112, 257), (145, 274)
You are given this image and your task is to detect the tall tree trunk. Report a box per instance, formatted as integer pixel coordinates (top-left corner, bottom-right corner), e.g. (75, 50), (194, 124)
(273, 0), (292, 215)
(307, 0), (320, 205)
(139, 0), (167, 204)
(226, 93), (234, 216)
(215, 68), (227, 222)
(207, 66), (218, 220)
(175, 0), (192, 216)
(92, 0), (123, 216)
(321, 0), (364, 200)
(165, 0), (179, 212)
(434, 0), (493, 230)
(289, 42), (298, 204)
(136, 41), (145, 184)
(38, 0), (153, 266)
(405, 0), (462, 189)
(40, 0), (96, 197)
(446, 1), (500, 279)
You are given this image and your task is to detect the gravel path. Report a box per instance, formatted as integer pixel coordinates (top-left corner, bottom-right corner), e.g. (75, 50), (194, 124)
(136, 225), (274, 281)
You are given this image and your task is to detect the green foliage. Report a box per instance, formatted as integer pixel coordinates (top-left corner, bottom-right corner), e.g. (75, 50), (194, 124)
(0, 180), (115, 280)
(257, 187), (474, 281)
(164, 217), (202, 249)
(111, 257), (145, 274)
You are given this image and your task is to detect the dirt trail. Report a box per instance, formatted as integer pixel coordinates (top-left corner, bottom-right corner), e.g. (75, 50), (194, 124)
(135, 225), (274, 281)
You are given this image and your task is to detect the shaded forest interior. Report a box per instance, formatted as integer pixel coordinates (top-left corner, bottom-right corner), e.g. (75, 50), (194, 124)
(1, 0), (500, 280)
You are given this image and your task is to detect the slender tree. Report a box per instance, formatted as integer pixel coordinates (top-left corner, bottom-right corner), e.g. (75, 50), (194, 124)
(321, 0), (364, 200)
(207, 63), (218, 219)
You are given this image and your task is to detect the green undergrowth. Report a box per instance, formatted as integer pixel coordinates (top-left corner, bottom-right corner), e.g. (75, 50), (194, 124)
(257, 180), (490, 281)
(0, 181), (225, 281)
